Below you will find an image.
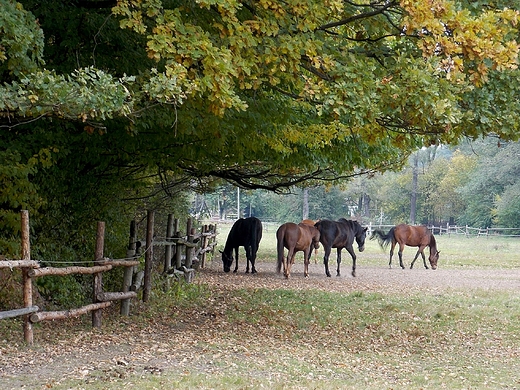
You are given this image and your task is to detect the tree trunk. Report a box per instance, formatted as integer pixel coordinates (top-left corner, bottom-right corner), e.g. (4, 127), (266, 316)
(302, 188), (309, 220)
(410, 153), (419, 224)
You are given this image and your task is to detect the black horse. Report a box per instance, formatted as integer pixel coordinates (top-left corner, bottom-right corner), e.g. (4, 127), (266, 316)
(314, 219), (368, 277)
(220, 217), (262, 273)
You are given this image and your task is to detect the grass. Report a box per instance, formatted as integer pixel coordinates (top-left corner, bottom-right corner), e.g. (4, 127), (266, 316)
(2, 222), (520, 389)
(41, 287), (520, 389)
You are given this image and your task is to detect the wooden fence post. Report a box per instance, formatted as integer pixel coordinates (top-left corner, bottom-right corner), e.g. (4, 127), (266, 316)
(92, 221), (105, 328)
(21, 210), (33, 345)
(121, 220), (136, 316)
(142, 210), (154, 302)
(209, 224), (217, 257)
(185, 218), (193, 268)
(200, 225), (208, 268)
(164, 214), (174, 273)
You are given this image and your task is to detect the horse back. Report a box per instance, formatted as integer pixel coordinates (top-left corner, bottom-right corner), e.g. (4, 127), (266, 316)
(394, 224), (431, 247)
(315, 219), (345, 248)
(225, 217), (262, 250)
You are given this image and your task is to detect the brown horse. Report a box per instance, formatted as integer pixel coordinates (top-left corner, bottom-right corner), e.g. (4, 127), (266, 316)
(276, 222), (320, 278)
(300, 219), (320, 263)
(371, 224), (439, 270)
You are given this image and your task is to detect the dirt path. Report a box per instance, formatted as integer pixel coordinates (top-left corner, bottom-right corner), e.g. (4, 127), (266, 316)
(201, 259), (520, 294)
(1, 261), (519, 389)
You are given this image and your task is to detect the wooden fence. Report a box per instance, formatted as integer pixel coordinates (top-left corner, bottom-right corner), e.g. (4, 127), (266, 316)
(0, 210), (217, 344)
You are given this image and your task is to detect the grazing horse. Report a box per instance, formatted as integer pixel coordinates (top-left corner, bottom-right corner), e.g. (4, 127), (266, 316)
(276, 222), (320, 278)
(220, 217), (262, 273)
(314, 219), (368, 277)
(300, 219), (320, 263)
(371, 224), (440, 270)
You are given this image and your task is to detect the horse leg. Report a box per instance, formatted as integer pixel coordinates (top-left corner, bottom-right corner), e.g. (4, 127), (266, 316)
(285, 248), (295, 278)
(244, 246), (251, 273)
(398, 243), (405, 269)
(336, 248), (342, 277)
(250, 244), (258, 274)
(323, 246), (332, 277)
(421, 251), (428, 269)
(422, 251), (428, 269)
(410, 247), (428, 269)
(410, 250), (420, 269)
(303, 248), (310, 278)
(389, 242), (396, 268)
(345, 245), (357, 277)
(233, 247), (239, 273)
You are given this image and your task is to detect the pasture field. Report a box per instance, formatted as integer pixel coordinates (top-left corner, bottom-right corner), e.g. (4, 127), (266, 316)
(1, 222), (520, 389)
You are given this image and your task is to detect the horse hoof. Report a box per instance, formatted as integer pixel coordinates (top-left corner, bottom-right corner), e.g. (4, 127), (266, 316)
(233, 270), (238, 273)
(326, 273), (331, 277)
(351, 272), (356, 277)
(252, 269), (257, 274)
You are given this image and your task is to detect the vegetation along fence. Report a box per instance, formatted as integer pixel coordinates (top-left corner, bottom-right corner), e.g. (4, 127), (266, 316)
(0, 210), (217, 344)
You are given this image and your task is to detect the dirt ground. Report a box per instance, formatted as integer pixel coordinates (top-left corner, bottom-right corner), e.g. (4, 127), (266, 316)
(1, 260), (519, 389)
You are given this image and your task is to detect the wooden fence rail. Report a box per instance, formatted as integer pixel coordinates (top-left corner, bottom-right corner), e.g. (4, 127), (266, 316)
(0, 210), (218, 345)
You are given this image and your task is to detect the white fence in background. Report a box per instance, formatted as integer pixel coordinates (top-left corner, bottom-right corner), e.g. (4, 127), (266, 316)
(367, 223), (520, 238)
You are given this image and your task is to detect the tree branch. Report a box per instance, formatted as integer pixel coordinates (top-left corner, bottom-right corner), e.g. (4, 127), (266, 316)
(317, 1), (399, 32)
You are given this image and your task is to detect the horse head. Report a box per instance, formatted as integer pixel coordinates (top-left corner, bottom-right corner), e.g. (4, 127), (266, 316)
(220, 250), (233, 273)
(356, 226), (368, 252)
(428, 250), (439, 270)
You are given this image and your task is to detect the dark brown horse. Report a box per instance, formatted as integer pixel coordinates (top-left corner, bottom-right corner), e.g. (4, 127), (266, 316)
(371, 224), (440, 270)
(276, 222), (320, 278)
(314, 219), (368, 277)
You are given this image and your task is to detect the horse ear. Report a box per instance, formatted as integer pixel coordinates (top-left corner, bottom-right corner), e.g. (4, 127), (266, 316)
(364, 227), (368, 232)
(219, 250), (223, 254)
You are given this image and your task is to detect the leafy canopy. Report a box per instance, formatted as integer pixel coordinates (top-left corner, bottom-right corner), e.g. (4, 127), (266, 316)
(1, 1), (519, 189)
(0, 1), (519, 240)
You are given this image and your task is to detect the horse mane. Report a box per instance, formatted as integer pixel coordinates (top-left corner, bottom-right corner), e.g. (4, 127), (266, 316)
(429, 232), (437, 248)
(338, 218), (361, 230)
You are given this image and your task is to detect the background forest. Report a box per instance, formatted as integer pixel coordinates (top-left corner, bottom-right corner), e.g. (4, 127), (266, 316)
(208, 138), (520, 230)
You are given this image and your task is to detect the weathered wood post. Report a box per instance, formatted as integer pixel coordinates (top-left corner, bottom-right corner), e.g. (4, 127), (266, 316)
(92, 221), (105, 328)
(175, 219), (182, 269)
(209, 224), (217, 257)
(142, 210), (154, 302)
(164, 214), (174, 273)
(200, 225), (208, 268)
(21, 210), (33, 345)
(121, 220), (136, 316)
(185, 218), (193, 268)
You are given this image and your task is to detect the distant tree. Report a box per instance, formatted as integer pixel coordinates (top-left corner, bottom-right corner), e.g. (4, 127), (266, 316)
(429, 150), (478, 225)
(459, 142), (520, 227)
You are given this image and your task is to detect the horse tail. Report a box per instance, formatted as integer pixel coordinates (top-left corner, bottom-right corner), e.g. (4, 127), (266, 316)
(370, 228), (395, 250)
(276, 224), (286, 274)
